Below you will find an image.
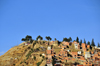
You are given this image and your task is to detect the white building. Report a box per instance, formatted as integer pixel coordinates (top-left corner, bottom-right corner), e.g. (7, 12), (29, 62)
(95, 46), (97, 48)
(74, 44), (78, 49)
(25, 43), (28, 45)
(42, 53), (45, 56)
(97, 47), (100, 49)
(67, 50), (71, 52)
(47, 46), (51, 50)
(38, 38), (41, 41)
(47, 63), (53, 66)
(15, 58), (17, 60)
(85, 52), (91, 59)
(78, 51), (81, 54)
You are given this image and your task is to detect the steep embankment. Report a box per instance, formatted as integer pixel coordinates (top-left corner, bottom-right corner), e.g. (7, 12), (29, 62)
(0, 41), (47, 66)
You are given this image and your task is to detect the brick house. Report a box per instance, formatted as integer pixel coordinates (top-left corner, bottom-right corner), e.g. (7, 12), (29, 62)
(58, 49), (67, 57)
(54, 64), (62, 66)
(71, 52), (77, 58)
(91, 51), (94, 54)
(93, 52), (100, 60)
(47, 50), (51, 54)
(83, 62), (92, 66)
(87, 45), (90, 49)
(72, 58), (75, 61)
(65, 57), (68, 60)
(62, 41), (69, 46)
(78, 56), (85, 62)
(54, 60), (62, 66)
(81, 43), (87, 51)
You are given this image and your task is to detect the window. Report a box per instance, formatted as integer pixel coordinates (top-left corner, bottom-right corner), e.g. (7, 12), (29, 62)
(76, 45), (78, 46)
(80, 47), (82, 49)
(67, 46), (69, 48)
(87, 49), (89, 51)
(98, 54), (100, 56)
(77, 57), (80, 59)
(64, 47), (66, 49)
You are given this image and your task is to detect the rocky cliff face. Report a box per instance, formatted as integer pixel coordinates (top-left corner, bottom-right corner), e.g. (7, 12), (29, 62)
(0, 41), (47, 66)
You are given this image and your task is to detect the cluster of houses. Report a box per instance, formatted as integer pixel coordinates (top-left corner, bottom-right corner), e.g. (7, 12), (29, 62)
(45, 41), (100, 66)
(21, 39), (100, 66)
(46, 46), (53, 66)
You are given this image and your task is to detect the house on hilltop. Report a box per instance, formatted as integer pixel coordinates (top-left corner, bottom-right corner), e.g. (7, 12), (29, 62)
(72, 41), (80, 49)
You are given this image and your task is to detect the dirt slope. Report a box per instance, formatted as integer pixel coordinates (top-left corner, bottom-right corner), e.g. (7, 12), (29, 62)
(0, 41), (46, 66)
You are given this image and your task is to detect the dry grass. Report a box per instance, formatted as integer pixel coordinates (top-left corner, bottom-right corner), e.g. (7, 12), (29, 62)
(54, 48), (61, 54)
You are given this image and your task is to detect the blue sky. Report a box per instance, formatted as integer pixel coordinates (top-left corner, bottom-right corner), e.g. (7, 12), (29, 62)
(0, 0), (100, 56)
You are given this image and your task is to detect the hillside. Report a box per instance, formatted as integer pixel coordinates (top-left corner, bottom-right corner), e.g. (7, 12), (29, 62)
(0, 41), (47, 66)
(0, 40), (100, 66)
